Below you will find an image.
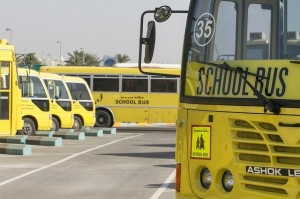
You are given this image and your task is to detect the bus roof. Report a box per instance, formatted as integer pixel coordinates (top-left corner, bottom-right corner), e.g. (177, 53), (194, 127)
(39, 65), (180, 76)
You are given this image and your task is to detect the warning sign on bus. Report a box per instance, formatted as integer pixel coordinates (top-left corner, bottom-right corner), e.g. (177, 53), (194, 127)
(191, 126), (211, 159)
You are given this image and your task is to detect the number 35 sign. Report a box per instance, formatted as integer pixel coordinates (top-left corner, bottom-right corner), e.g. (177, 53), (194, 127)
(194, 13), (215, 47)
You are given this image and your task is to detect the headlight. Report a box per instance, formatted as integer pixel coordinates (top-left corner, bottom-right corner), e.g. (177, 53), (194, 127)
(200, 167), (212, 189)
(222, 170), (234, 192)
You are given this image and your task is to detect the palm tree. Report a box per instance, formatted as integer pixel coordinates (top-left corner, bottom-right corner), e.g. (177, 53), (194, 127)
(17, 53), (41, 65)
(115, 53), (131, 63)
(65, 50), (101, 66)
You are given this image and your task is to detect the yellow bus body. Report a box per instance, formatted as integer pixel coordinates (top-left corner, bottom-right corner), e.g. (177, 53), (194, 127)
(61, 75), (96, 128)
(40, 65), (180, 127)
(17, 68), (52, 135)
(0, 39), (23, 135)
(38, 72), (74, 130)
(138, 1), (300, 198)
(176, 60), (300, 198)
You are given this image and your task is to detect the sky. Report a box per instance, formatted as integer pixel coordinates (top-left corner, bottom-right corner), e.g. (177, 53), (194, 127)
(0, 0), (189, 64)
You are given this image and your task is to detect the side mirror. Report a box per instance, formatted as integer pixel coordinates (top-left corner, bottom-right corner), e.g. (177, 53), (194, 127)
(143, 21), (156, 63)
(154, 6), (172, 22)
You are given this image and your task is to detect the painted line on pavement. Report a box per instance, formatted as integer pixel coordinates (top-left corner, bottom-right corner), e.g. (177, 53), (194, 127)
(0, 133), (144, 187)
(150, 169), (176, 199)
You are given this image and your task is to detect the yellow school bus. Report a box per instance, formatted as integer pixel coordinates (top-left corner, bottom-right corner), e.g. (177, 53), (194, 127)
(40, 65), (180, 127)
(17, 68), (52, 135)
(61, 75), (96, 128)
(140, 1), (300, 198)
(39, 72), (74, 130)
(0, 39), (23, 135)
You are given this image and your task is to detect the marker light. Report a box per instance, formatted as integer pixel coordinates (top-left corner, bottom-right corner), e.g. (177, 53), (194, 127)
(222, 170), (234, 192)
(200, 168), (212, 189)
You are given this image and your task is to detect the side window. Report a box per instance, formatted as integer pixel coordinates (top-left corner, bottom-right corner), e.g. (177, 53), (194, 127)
(1, 62), (10, 89)
(151, 78), (177, 93)
(214, 1), (237, 61)
(247, 4), (272, 60)
(93, 77), (119, 91)
(122, 77), (148, 92)
(67, 82), (91, 100)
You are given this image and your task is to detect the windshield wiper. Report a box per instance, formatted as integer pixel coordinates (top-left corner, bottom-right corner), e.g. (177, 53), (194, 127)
(197, 61), (281, 114)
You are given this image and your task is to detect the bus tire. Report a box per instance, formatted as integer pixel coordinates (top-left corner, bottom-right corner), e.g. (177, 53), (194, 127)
(73, 116), (83, 130)
(95, 110), (113, 127)
(20, 117), (36, 136)
(51, 117), (59, 131)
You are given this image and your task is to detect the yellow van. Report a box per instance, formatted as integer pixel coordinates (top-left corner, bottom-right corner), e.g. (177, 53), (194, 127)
(39, 72), (74, 130)
(62, 75), (96, 128)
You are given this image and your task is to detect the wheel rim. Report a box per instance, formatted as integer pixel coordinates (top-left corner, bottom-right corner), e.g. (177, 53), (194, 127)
(51, 121), (57, 131)
(97, 115), (106, 125)
(22, 123), (33, 135)
(73, 120), (79, 129)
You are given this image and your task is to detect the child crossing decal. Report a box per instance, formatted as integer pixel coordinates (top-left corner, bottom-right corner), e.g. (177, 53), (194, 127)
(191, 126), (211, 159)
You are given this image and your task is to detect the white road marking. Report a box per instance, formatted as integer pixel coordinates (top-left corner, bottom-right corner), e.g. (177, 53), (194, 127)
(150, 169), (176, 199)
(0, 134), (143, 187)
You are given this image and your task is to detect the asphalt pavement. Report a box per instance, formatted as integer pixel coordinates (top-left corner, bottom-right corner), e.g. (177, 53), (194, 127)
(0, 126), (176, 199)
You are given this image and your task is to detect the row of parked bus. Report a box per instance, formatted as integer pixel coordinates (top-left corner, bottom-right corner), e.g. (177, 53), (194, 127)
(16, 68), (96, 135)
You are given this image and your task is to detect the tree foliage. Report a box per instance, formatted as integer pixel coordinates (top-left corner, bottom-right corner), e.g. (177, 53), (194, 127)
(115, 53), (131, 63)
(17, 53), (41, 65)
(65, 50), (101, 66)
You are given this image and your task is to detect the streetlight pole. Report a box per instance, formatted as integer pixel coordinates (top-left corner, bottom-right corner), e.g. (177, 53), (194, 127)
(5, 28), (12, 44)
(56, 41), (62, 65)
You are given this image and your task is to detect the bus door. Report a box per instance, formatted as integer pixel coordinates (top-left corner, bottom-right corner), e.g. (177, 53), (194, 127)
(0, 62), (11, 134)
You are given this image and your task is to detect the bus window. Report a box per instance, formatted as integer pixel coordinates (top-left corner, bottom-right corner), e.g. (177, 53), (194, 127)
(122, 76), (148, 92)
(0, 92), (9, 119)
(1, 62), (10, 89)
(21, 76), (47, 98)
(93, 76), (119, 91)
(151, 77), (177, 93)
(67, 82), (91, 100)
(214, 1), (237, 61)
(246, 4), (272, 60)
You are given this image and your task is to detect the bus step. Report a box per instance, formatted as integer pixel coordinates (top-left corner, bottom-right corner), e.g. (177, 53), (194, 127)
(0, 135), (28, 144)
(54, 132), (85, 140)
(26, 136), (62, 147)
(0, 143), (31, 156)
(35, 131), (56, 137)
(84, 129), (103, 137)
(102, 128), (117, 135)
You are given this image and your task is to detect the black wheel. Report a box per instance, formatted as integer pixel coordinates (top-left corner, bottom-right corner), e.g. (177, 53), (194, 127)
(73, 116), (83, 130)
(20, 118), (36, 136)
(51, 117), (59, 131)
(95, 109), (113, 127)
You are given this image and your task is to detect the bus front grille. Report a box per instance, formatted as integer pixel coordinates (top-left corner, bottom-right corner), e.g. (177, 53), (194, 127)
(230, 119), (300, 195)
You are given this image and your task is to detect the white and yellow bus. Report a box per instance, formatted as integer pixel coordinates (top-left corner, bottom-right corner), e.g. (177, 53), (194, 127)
(140, 1), (300, 198)
(61, 75), (96, 128)
(39, 72), (74, 130)
(0, 39), (23, 135)
(17, 68), (52, 135)
(40, 65), (180, 127)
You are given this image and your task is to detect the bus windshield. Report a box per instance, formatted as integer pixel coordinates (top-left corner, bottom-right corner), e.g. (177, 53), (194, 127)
(187, 0), (300, 62)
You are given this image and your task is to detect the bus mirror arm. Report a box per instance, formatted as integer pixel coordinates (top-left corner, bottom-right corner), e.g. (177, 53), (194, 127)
(138, 8), (188, 77)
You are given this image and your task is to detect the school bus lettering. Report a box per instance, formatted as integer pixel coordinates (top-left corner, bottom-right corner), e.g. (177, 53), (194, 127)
(255, 67), (288, 97)
(246, 166), (300, 177)
(115, 99), (149, 105)
(196, 66), (288, 97)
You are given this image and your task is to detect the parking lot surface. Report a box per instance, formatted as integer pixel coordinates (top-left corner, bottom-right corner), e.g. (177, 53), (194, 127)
(0, 125), (176, 199)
